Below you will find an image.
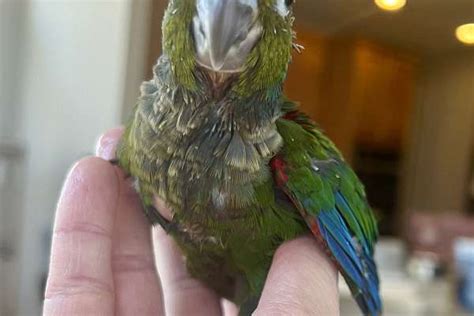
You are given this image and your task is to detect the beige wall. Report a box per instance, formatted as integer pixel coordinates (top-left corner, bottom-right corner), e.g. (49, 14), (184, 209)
(0, 2), (27, 315)
(121, 0), (153, 120)
(0, 1), (154, 314)
(15, 1), (138, 314)
(403, 52), (474, 213)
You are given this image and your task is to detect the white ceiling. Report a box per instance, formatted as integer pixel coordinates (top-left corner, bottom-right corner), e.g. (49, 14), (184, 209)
(295, 0), (474, 56)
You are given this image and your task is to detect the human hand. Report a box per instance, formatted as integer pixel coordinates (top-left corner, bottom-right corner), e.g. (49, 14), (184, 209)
(43, 128), (339, 315)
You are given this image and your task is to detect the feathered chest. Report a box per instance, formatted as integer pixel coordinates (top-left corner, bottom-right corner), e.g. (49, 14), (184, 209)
(131, 69), (284, 221)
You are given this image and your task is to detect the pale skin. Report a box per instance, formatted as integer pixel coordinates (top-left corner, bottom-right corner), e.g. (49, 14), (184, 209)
(43, 127), (340, 316)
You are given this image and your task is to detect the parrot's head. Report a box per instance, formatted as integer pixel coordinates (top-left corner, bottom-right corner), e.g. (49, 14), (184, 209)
(162, 0), (296, 95)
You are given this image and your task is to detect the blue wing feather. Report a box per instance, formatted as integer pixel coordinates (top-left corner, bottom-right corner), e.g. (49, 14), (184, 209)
(317, 205), (381, 316)
(317, 214), (365, 286)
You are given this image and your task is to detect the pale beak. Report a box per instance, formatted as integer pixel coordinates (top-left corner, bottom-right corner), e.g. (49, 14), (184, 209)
(193, 0), (262, 73)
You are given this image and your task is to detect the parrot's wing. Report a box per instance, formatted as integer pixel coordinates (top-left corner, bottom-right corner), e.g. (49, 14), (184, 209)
(272, 109), (382, 316)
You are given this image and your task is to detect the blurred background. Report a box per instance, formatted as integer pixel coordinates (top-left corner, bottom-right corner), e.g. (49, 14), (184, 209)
(0, 0), (473, 315)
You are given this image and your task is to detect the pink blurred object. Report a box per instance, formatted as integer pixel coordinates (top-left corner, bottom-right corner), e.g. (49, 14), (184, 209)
(405, 212), (474, 265)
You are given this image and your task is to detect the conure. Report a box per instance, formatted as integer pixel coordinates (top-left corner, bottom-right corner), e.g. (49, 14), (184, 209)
(117, 0), (382, 315)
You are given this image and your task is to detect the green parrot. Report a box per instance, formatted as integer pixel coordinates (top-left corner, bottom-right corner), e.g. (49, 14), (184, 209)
(117, 0), (382, 315)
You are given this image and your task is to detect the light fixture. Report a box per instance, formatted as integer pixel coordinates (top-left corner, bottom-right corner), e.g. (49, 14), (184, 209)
(455, 23), (474, 45)
(374, 0), (407, 12)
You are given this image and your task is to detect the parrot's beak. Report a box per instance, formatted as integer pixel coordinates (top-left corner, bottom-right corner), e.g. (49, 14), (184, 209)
(193, 0), (262, 73)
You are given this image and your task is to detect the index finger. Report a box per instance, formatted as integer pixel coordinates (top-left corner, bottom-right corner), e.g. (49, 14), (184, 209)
(43, 157), (120, 315)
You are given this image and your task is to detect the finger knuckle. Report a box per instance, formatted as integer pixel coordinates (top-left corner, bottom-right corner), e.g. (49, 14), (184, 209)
(45, 274), (114, 300)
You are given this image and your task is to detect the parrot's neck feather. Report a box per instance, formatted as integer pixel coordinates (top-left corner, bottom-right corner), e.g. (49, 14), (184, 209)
(153, 55), (284, 133)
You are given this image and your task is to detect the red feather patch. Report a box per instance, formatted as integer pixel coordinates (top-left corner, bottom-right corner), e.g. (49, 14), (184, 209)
(283, 110), (300, 121)
(270, 156), (289, 186)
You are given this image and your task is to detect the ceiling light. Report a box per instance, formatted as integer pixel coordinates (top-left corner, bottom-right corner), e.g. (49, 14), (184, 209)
(374, 0), (407, 12)
(455, 23), (474, 45)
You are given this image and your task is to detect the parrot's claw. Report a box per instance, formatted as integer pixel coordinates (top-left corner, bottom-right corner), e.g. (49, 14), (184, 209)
(108, 158), (132, 180)
(143, 203), (176, 233)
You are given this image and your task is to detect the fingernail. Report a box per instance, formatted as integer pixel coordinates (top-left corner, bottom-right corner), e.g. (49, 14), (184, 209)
(96, 134), (119, 160)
